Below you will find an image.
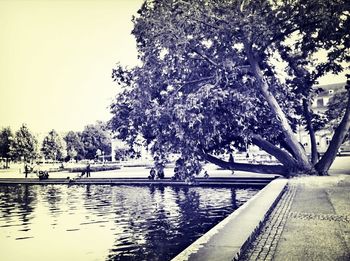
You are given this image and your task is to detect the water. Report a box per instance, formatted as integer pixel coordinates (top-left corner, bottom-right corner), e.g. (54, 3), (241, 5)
(0, 184), (259, 261)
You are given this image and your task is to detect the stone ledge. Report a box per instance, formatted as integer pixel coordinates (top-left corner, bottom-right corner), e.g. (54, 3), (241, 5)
(171, 178), (288, 261)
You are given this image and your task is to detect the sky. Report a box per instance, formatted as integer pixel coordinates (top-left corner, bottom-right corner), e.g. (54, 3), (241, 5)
(0, 0), (348, 134)
(0, 0), (143, 134)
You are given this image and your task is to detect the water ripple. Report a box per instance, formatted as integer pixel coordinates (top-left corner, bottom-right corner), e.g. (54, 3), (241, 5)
(0, 184), (259, 261)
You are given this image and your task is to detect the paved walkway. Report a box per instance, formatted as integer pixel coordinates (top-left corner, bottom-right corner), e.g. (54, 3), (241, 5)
(240, 175), (350, 261)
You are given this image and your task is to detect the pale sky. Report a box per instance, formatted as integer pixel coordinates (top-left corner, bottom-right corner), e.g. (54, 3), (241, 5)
(0, 0), (143, 133)
(0, 0), (348, 134)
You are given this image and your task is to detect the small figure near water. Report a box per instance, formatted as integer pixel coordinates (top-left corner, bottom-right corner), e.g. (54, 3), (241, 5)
(229, 153), (235, 175)
(148, 168), (156, 180)
(24, 162), (30, 178)
(157, 168), (165, 179)
(35, 162), (49, 180)
(80, 171), (86, 178)
(86, 163), (91, 177)
(67, 176), (76, 183)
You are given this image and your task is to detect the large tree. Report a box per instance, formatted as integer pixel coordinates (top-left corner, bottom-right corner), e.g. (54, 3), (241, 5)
(110, 0), (350, 177)
(11, 124), (38, 162)
(0, 127), (14, 168)
(64, 131), (85, 161)
(81, 122), (112, 160)
(41, 129), (66, 161)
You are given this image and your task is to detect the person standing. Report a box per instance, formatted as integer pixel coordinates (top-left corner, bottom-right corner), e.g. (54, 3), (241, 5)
(229, 153), (235, 175)
(24, 162), (29, 178)
(86, 163), (91, 178)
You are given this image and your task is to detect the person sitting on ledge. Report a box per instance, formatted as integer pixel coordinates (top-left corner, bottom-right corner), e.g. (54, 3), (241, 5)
(157, 168), (165, 179)
(148, 168), (156, 180)
(67, 176), (76, 183)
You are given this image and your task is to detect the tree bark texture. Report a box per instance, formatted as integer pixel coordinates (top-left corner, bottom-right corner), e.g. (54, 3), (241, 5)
(251, 134), (299, 170)
(204, 153), (288, 176)
(241, 40), (312, 172)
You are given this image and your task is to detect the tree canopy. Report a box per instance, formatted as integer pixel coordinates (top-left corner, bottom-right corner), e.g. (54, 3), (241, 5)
(11, 124), (38, 162)
(81, 122), (112, 160)
(0, 127), (14, 167)
(110, 0), (350, 177)
(64, 131), (85, 161)
(41, 129), (66, 161)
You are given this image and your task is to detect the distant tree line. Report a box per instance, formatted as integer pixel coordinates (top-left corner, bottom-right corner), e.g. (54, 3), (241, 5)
(0, 121), (111, 167)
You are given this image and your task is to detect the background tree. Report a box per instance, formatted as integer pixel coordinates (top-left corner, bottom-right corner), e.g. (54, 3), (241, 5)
(110, 0), (350, 177)
(64, 131), (85, 161)
(11, 124), (38, 162)
(324, 89), (350, 145)
(114, 148), (129, 161)
(41, 129), (66, 161)
(0, 127), (14, 168)
(81, 122), (111, 160)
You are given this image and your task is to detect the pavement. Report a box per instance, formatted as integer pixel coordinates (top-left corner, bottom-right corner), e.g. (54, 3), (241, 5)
(240, 174), (350, 261)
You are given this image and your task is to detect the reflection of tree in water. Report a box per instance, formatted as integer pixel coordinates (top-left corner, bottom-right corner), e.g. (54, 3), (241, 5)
(45, 185), (63, 217)
(19, 185), (37, 226)
(85, 184), (91, 199)
(107, 185), (174, 261)
(83, 185), (113, 216)
(0, 185), (37, 226)
(106, 186), (239, 261)
(231, 188), (238, 210)
(135, 185), (175, 261)
(171, 187), (203, 253)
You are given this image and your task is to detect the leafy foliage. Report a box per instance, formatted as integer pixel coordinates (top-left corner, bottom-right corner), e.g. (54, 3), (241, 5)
(81, 122), (112, 160)
(110, 0), (350, 176)
(11, 124), (38, 161)
(0, 127), (14, 166)
(41, 129), (66, 161)
(64, 131), (85, 161)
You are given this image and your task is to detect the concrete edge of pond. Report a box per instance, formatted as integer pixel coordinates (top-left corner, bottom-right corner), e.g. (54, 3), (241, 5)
(0, 177), (277, 187)
(171, 178), (288, 261)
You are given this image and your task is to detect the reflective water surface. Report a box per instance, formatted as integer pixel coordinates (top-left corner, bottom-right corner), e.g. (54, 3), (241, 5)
(0, 185), (259, 261)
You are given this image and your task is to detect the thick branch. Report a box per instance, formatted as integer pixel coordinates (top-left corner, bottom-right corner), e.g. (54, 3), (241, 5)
(251, 134), (298, 169)
(190, 48), (220, 67)
(243, 41), (312, 171)
(203, 153), (288, 176)
(174, 75), (216, 94)
(316, 81), (350, 174)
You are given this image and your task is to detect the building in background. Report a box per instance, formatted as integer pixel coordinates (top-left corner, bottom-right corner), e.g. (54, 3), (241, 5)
(298, 82), (349, 154)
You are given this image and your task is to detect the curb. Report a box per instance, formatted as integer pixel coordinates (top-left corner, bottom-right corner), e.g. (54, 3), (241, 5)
(0, 177), (275, 187)
(171, 178), (288, 261)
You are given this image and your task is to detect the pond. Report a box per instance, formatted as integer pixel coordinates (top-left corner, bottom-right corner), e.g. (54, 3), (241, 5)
(0, 184), (259, 261)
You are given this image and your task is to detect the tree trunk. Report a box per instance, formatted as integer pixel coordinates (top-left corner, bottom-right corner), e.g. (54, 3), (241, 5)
(315, 82), (350, 175)
(203, 153), (289, 176)
(278, 137), (297, 159)
(244, 46), (312, 172)
(303, 99), (319, 164)
(251, 134), (299, 171)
